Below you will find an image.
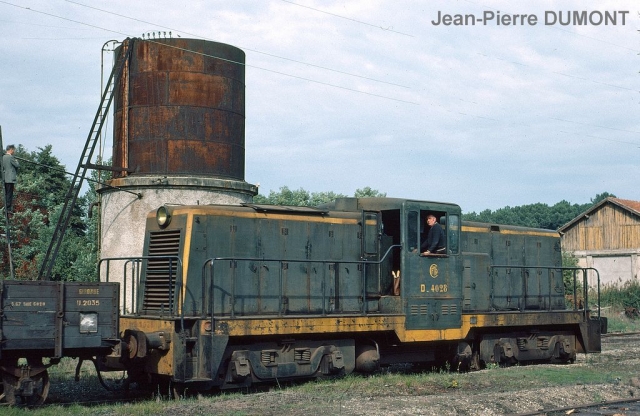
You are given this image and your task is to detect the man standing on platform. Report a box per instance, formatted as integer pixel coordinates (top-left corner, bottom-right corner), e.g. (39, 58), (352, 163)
(2, 144), (19, 214)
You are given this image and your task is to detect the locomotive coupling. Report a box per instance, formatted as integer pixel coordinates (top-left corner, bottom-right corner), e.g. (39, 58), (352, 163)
(121, 329), (170, 360)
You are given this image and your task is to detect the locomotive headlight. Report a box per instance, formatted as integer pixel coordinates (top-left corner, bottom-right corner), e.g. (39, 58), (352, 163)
(157, 205), (172, 228)
(80, 312), (98, 333)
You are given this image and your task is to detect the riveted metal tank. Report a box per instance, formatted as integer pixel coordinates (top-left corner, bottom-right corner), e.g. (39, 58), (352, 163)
(112, 38), (246, 180)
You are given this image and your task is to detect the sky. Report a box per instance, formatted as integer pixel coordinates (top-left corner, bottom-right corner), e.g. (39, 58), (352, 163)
(0, 0), (638, 213)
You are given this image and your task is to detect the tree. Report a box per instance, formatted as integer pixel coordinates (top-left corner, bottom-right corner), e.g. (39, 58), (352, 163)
(0, 145), (92, 280)
(253, 186), (386, 206)
(462, 192), (616, 230)
(590, 192), (616, 205)
(354, 187), (387, 198)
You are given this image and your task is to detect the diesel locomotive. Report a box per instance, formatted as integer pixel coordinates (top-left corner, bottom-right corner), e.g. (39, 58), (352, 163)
(101, 197), (603, 391)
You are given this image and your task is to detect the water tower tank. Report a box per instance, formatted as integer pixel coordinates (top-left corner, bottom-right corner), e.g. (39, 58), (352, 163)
(112, 38), (246, 180)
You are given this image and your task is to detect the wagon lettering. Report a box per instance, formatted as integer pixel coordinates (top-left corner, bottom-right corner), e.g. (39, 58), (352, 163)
(76, 299), (100, 306)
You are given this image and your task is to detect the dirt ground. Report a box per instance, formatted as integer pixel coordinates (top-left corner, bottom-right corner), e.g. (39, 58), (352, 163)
(158, 334), (640, 416)
(44, 333), (640, 416)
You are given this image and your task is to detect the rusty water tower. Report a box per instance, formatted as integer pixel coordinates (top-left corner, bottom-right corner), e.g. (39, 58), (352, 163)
(99, 38), (257, 292)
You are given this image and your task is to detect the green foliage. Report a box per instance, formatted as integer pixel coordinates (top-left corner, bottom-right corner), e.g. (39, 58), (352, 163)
(599, 280), (640, 310)
(590, 192), (615, 205)
(562, 251), (580, 294)
(0, 145), (97, 281)
(353, 186), (387, 198)
(597, 281), (640, 333)
(462, 192), (616, 230)
(604, 313), (640, 333)
(254, 186), (386, 206)
(253, 186), (344, 206)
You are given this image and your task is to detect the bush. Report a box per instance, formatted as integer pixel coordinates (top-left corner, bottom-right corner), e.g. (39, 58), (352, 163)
(562, 251), (579, 294)
(598, 280), (640, 309)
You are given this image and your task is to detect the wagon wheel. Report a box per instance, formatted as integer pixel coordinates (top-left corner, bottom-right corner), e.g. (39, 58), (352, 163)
(0, 377), (5, 402)
(1, 369), (50, 406)
(171, 381), (187, 399)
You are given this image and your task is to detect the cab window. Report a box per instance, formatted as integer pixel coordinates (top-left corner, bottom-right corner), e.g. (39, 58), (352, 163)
(448, 214), (460, 254)
(407, 211), (418, 251)
(419, 210), (447, 254)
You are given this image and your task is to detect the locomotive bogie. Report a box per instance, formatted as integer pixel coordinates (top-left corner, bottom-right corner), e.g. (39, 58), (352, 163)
(219, 339), (355, 388)
(479, 332), (577, 365)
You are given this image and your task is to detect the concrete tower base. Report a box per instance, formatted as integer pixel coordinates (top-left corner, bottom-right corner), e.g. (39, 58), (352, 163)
(98, 176), (257, 313)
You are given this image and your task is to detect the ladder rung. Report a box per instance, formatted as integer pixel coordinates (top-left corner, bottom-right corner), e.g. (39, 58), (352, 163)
(38, 38), (135, 280)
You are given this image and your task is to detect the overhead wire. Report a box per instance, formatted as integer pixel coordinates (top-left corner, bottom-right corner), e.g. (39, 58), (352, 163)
(474, 52), (636, 92)
(2, 0), (638, 147)
(57, 0), (639, 119)
(145, 39), (420, 105)
(426, 100), (640, 147)
(461, 0), (639, 53)
(62, 0), (411, 90)
(277, 0), (414, 37)
(452, 0), (640, 143)
(0, 0), (416, 104)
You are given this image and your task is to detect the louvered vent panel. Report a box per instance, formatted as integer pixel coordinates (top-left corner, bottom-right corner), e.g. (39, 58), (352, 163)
(143, 230), (181, 311)
(448, 303), (458, 315)
(410, 304), (428, 316)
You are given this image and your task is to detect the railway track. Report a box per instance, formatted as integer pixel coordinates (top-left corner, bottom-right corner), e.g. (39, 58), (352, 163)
(514, 397), (640, 416)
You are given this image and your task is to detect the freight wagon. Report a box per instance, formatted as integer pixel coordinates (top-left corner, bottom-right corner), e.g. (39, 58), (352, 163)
(0, 280), (119, 404)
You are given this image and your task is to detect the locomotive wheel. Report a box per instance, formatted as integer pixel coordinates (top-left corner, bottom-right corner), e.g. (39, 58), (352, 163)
(1, 369), (50, 406)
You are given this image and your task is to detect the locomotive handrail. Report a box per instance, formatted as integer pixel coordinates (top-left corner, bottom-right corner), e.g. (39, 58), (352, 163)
(99, 256), (184, 318)
(489, 265), (601, 321)
(122, 259), (142, 315)
(201, 244), (402, 320)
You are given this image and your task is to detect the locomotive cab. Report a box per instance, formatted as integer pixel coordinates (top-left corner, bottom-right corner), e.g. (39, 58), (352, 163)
(401, 202), (462, 331)
(325, 198), (463, 330)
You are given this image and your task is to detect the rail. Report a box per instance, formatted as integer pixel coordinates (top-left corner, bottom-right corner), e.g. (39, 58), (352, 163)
(202, 244), (402, 319)
(489, 265), (601, 320)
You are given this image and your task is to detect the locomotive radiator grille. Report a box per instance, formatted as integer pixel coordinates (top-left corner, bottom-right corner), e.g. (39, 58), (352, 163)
(143, 229), (182, 312)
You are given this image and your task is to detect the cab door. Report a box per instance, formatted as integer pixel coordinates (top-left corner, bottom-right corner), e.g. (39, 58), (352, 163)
(401, 202), (462, 330)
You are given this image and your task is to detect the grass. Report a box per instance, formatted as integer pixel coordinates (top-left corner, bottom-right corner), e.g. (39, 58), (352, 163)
(586, 280), (640, 333)
(604, 311), (640, 333)
(3, 349), (637, 416)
